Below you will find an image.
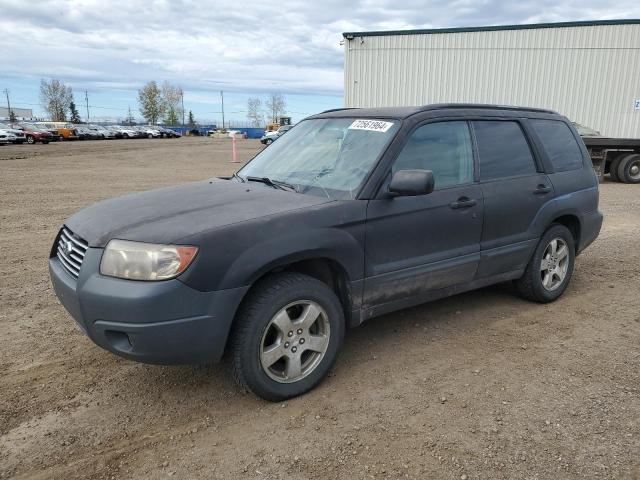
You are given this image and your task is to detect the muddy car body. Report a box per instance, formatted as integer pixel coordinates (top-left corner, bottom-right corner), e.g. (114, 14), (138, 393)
(50, 104), (602, 400)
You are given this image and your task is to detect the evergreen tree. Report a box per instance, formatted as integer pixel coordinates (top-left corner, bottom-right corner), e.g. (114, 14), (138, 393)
(69, 100), (81, 123)
(9, 110), (17, 123)
(188, 110), (196, 128)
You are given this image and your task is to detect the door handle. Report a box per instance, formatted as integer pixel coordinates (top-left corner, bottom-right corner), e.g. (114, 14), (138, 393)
(533, 184), (552, 195)
(450, 197), (477, 209)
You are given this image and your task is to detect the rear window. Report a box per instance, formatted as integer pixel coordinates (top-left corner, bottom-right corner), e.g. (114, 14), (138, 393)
(531, 119), (584, 172)
(473, 121), (537, 180)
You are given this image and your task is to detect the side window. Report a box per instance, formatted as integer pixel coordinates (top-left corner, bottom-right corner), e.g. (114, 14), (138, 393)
(530, 119), (584, 172)
(473, 121), (537, 180)
(392, 121), (474, 189)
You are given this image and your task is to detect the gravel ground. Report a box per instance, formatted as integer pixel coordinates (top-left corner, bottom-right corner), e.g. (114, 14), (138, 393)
(1, 137), (639, 479)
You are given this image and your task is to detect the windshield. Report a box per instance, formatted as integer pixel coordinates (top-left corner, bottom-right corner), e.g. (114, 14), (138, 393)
(239, 118), (399, 199)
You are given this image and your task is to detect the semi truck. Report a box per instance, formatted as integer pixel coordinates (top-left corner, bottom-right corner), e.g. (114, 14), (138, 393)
(575, 124), (640, 184)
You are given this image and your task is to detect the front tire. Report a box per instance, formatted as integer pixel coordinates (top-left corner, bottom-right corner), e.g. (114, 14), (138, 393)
(515, 224), (575, 303)
(26, 135), (35, 144)
(230, 273), (345, 401)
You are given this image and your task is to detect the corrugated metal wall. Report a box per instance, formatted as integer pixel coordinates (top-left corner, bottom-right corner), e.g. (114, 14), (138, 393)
(344, 24), (640, 137)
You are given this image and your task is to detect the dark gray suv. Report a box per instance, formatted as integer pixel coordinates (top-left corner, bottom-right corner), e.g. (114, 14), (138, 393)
(49, 104), (602, 400)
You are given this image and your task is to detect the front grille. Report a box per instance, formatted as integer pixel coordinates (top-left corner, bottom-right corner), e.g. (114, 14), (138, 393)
(56, 227), (88, 278)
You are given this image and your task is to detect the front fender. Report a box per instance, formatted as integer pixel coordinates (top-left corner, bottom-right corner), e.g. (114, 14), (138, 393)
(218, 227), (365, 289)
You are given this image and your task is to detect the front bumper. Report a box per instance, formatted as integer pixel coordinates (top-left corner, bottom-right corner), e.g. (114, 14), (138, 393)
(49, 247), (248, 364)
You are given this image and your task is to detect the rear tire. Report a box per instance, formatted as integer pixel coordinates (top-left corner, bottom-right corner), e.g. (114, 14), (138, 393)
(230, 273), (345, 401)
(617, 153), (640, 184)
(609, 154), (623, 181)
(515, 224), (575, 303)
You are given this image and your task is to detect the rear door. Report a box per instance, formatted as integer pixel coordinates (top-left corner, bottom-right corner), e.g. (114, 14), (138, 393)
(473, 120), (553, 278)
(364, 120), (483, 308)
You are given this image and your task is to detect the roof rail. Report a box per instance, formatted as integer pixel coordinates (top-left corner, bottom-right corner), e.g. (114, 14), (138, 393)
(422, 103), (558, 114)
(319, 107), (358, 114)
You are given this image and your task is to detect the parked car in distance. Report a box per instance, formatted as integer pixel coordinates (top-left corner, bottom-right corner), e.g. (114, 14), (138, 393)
(113, 126), (139, 139)
(50, 104), (602, 401)
(135, 126), (161, 138)
(153, 126), (181, 138)
(0, 123), (27, 144)
(0, 129), (17, 145)
(104, 126), (123, 139)
(87, 125), (116, 139)
(31, 123), (62, 141)
(260, 124), (293, 145)
(39, 122), (79, 140)
(74, 125), (102, 140)
(15, 123), (54, 144)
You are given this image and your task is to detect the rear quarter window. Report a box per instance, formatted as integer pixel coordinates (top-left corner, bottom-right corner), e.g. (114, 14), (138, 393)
(530, 119), (584, 172)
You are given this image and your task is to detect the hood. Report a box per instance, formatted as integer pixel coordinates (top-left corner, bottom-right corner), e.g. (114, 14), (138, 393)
(66, 178), (332, 247)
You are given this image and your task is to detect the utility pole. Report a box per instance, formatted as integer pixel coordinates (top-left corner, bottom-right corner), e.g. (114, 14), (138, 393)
(181, 90), (185, 126)
(3, 89), (10, 120)
(84, 90), (90, 122)
(220, 90), (225, 130)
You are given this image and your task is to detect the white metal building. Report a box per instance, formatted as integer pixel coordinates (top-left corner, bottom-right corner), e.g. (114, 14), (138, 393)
(343, 20), (640, 137)
(0, 107), (33, 119)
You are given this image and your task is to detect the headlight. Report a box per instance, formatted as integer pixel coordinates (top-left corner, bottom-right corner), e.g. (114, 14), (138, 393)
(100, 239), (198, 281)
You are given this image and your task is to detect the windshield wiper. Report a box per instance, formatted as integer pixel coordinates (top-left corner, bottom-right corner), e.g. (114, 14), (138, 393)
(246, 176), (297, 192)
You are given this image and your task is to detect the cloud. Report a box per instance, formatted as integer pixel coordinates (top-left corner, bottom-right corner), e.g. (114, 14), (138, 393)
(1, 0), (639, 99)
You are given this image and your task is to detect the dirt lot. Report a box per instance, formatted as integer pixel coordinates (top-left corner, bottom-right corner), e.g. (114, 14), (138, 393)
(1, 136), (639, 479)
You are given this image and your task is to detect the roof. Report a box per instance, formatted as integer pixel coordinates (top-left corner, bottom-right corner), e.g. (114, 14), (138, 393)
(314, 104), (558, 119)
(343, 19), (640, 38)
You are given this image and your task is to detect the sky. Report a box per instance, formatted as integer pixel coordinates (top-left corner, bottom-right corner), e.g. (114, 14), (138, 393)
(1, 0), (639, 125)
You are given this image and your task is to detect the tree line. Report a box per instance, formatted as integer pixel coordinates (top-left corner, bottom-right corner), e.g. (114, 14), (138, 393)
(246, 93), (287, 127)
(39, 79), (83, 123)
(38, 78), (285, 127)
(137, 81), (195, 126)
(38, 78), (196, 126)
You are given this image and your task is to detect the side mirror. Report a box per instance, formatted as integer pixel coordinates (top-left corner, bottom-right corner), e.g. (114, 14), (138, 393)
(388, 169), (435, 197)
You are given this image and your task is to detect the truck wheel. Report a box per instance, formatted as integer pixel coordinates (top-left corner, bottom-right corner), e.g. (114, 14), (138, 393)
(230, 272), (345, 401)
(617, 154), (640, 184)
(609, 154), (623, 182)
(515, 224), (575, 303)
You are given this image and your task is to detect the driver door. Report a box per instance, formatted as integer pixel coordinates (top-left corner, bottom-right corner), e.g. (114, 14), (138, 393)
(363, 120), (483, 308)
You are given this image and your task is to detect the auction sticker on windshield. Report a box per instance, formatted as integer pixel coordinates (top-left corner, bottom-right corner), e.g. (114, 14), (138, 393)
(348, 119), (394, 133)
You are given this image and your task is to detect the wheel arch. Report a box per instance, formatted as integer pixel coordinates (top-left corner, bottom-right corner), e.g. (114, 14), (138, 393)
(223, 254), (356, 357)
(550, 214), (581, 251)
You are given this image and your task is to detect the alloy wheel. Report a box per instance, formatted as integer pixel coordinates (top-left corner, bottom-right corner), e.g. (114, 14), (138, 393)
(260, 300), (330, 383)
(540, 238), (569, 291)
